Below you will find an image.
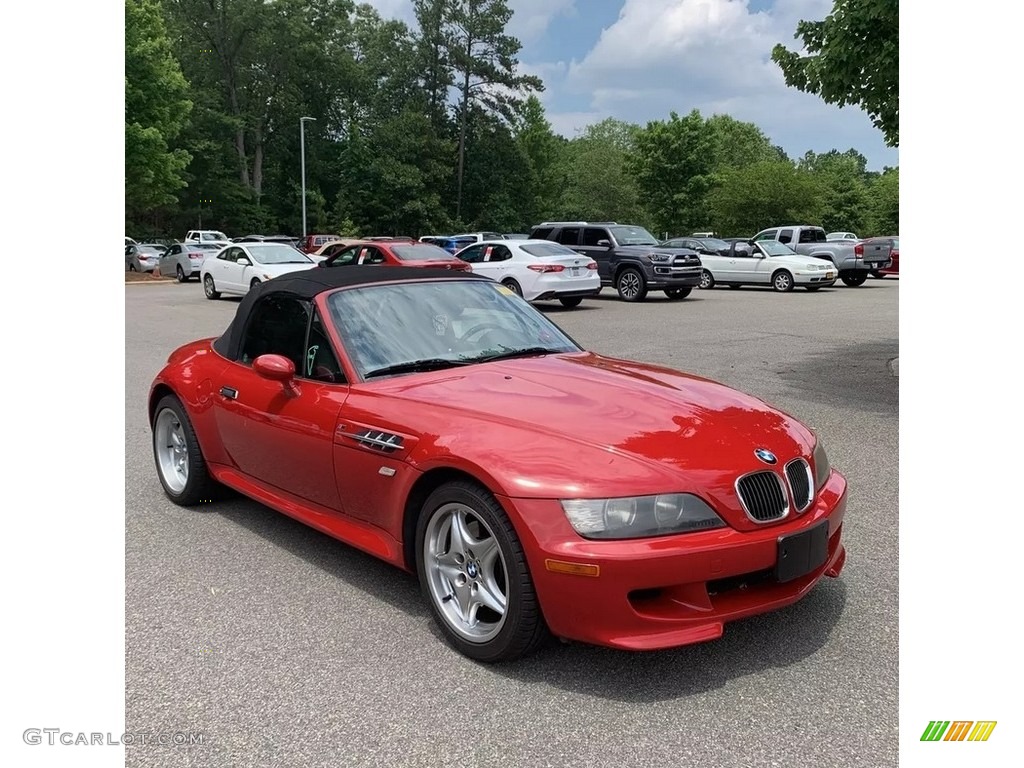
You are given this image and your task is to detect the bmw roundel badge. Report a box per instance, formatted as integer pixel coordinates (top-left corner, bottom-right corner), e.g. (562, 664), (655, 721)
(754, 448), (777, 465)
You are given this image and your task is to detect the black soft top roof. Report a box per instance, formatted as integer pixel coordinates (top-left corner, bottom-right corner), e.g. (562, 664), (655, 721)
(212, 265), (487, 360)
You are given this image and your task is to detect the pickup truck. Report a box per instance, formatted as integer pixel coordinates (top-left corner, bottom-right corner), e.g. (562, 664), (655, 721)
(751, 225), (891, 286)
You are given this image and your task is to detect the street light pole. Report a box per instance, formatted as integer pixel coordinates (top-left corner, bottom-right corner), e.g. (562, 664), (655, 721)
(300, 116), (317, 238)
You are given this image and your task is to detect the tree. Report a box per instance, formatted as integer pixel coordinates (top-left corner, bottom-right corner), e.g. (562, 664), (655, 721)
(125, 0), (192, 222)
(865, 167), (898, 235)
(772, 0), (899, 146)
(708, 161), (824, 236)
(447, 0), (543, 218)
(630, 110), (718, 236)
(798, 149), (871, 234)
(551, 119), (645, 226)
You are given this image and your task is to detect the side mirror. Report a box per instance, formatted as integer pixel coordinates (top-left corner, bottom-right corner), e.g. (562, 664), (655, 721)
(253, 354), (299, 395)
(597, 239), (611, 247)
(237, 257), (251, 267)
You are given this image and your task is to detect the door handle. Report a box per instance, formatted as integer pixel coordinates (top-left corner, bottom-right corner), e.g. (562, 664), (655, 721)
(219, 386), (238, 400)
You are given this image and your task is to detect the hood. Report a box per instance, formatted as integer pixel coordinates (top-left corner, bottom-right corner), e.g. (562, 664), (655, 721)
(368, 352), (815, 527)
(258, 262), (318, 276)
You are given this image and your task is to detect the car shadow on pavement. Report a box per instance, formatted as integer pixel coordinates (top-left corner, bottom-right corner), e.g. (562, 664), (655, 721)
(213, 497), (429, 620)
(212, 493), (846, 702)
(486, 579), (848, 702)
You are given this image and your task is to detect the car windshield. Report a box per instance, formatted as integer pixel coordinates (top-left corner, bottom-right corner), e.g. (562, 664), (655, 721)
(699, 238), (730, 251)
(609, 226), (658, 246)
(248, 245), (312, 264)
(391, 244), (452, 261)
(326, 280), (580, 379)
(520, 242), (578, 258)
(760, 241), (798, 257)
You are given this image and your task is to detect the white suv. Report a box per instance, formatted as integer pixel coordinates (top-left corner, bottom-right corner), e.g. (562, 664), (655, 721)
(185, 230), (230, 244)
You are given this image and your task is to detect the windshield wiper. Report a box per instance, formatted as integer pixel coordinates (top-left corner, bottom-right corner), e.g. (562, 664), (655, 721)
(467, 346), (560, 364)
(364, 358), (472, 379)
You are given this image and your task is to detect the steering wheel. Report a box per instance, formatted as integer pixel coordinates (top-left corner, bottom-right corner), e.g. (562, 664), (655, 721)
(460, 323), (511, 343)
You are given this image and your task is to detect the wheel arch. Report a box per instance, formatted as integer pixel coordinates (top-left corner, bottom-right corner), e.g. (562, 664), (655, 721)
(401, 465), (510, 573)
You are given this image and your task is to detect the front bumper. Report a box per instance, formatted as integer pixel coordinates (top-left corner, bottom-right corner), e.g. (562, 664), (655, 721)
(644, 264), (702, 288)
(503, 469), (847, 651)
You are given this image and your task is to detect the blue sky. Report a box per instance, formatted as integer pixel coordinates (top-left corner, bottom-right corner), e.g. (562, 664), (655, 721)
(367, 0), (898, 170)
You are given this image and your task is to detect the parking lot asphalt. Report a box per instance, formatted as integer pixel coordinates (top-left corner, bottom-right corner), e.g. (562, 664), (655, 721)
(125, 278), (899, 768)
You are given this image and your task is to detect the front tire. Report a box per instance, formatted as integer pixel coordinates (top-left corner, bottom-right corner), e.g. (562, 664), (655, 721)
(415, 481), (547, 662)
(664, 286), (692, 300)
(203, 274), (220, 299)
(616, 267), (648, 302)
(152, 395), (218, 506)
(772, 270), (794, 292)
(558, 296), (583, 308)
(698, 270), (715, 289)
(250, 277), (261, 292)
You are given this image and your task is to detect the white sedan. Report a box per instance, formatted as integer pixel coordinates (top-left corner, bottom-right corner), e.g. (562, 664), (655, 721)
(201, 243), (317, 299)
(454, 239), (601, 308)
(698, 240), (837, 292)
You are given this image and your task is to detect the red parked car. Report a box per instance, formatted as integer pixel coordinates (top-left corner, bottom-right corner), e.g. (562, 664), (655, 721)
(300, 233), (341, 254)
(867, 236), (899, 278)
(317, 239), (472, 272)
(149, 267), (847, 661)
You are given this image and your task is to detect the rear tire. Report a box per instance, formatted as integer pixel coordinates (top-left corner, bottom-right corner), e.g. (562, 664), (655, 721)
(841, 272), (868, 287)
(152, 395), (219, 506)
(415, 481), (548, 662)
(176, 265), (187, 283)
(203, 274), (220, 300)
(501, 279), (522, 297)
(558, 296), (583, 308)
(664, 287), (692, 300)
(616, 267), (647, 302)
(872, 270), (885, 279)
(129, 264), (137, 272)
(805, 286), (822, 292)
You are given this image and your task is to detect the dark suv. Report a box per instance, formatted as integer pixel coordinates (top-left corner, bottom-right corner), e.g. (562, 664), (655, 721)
(527, 222), (701, 301)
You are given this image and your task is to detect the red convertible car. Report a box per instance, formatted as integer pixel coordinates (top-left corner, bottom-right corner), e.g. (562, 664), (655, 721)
(149, 267), (847, 662)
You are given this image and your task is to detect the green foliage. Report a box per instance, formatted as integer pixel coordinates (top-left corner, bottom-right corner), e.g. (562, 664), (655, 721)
(630, 110), (718, 235)
(865, 168), (899, 235)
(772, 0), (899, 146)
(125, 0), (192, 217)
(798, 149), (871, 234)
(708, 161), (825, 236)
(126, 1), (897, 241)
(552, 119), (645, 226)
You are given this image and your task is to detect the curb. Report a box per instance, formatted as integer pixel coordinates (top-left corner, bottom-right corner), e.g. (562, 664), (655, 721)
(125, 279), (175, 286)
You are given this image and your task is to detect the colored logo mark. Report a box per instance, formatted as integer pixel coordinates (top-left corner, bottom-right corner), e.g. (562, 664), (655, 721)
(920, 721), (997, 742)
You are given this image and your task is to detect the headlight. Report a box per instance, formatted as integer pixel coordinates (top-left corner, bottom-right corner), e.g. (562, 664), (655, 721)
(812, 440), (831, 490)
(561, 494), (726, 539)
(648, 253), (670, 262)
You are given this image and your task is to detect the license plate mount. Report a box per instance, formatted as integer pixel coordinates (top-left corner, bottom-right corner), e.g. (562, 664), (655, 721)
(776, 520), (830, 582)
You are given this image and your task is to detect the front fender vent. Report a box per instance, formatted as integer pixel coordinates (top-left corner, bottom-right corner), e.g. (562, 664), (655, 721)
(350, 429), (403, 453)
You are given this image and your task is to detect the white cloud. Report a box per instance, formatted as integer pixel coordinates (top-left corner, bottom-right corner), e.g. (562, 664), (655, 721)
(553, 0), (896, 167)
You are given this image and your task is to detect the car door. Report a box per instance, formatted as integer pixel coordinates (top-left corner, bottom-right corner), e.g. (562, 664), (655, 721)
(727, 243), (757, 283)
(160, 244), (180, 275)
(748, 243), (775, 284)
(480, 244), (512, 281)
(223, 246), (250, 292)
(577, 227), (613, 281)
(212, 296), (350, 510)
